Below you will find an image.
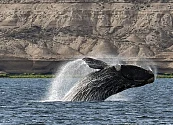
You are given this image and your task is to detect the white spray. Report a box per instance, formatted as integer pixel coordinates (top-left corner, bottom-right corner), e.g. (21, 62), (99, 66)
(44, 59), (94, 102)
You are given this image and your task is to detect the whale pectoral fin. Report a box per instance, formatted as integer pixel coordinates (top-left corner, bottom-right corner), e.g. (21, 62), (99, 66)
(82, 57), (108, 69)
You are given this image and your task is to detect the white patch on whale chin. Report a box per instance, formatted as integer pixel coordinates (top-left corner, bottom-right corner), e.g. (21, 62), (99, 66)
(115, 64), (121, 71)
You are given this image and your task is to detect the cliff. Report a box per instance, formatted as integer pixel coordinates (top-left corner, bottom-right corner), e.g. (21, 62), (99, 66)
(0, 1), (173, 73)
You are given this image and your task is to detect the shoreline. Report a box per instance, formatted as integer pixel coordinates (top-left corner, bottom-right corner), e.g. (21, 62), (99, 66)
(156, 74), (173, 78)
(0, 73), (172, 78)
(0, 74), (55, 78)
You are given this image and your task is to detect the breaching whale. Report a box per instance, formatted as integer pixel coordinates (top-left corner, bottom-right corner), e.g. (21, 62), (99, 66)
(63, 57), (155, 101)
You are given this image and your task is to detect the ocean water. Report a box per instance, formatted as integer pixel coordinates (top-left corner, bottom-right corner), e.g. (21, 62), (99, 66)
(0, 78), (173, 125)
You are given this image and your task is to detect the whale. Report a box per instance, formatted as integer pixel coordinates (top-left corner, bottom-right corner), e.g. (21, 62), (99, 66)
(63, 57), (155, 101)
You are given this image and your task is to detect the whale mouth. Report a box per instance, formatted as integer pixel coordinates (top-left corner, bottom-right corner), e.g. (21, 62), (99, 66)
(133, 75), (154, 84)
(133, 76), (154, 84)
(147, 77), (155, 83)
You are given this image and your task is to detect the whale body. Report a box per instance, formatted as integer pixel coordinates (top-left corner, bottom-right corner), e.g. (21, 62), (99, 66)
(63, 57), (155, 101)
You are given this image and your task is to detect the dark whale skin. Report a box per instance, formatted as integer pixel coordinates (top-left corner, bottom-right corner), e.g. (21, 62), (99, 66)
(63, 58), (154, 101)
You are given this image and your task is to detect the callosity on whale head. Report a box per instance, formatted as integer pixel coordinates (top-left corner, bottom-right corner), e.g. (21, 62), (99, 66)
(62, 57), (155, 101)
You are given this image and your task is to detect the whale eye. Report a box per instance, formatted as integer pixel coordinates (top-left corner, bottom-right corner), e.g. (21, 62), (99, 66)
(115, 64), (121, 71)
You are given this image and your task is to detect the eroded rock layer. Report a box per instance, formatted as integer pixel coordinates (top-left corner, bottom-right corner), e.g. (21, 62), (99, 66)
(0, 1), (173, 73)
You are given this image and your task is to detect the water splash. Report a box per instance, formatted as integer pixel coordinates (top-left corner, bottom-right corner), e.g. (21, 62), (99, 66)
(43, 59), (94, 102)
(105, 93), (129, 101)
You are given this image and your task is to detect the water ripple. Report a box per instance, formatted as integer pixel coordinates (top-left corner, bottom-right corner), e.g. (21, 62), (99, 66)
(0, 78), (173, 124)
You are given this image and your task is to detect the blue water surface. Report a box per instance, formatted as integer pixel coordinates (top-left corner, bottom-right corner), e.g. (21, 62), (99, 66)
(0, 78), (173, 125)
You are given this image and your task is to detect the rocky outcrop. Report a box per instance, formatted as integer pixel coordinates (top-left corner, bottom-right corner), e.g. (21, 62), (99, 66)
(0, 1), (173, 73)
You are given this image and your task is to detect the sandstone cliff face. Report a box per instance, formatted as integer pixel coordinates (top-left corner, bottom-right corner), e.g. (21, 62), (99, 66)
(0, 2), (173, 73)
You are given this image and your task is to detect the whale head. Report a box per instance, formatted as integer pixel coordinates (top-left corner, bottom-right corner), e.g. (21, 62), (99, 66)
(120, 65), (154, 87)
